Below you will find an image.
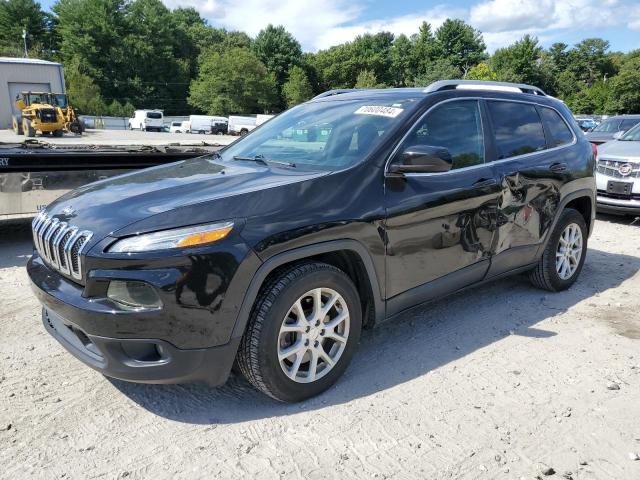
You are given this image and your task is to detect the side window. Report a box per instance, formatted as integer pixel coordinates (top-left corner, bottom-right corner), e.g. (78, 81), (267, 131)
(620, 119), (639, 131)
(488, 101), (546, 159)
(540, 107), (574, 147)
(401, 100), (484, 170)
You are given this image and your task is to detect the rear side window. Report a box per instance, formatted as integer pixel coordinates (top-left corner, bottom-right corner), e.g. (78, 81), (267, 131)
(540, 107), (574, 147)
(620, 119), (640, 131)
(402, 100), (484, 170)
(488, 101), (546, 159)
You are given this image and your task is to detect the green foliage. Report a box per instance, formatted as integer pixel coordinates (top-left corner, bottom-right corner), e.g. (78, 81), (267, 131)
(282, 65), (313, 107)
(64, 56), (108, 114)
(252, 24), (302, 93)
(188, 47), (277, 115)
(434, 19), (486, 73)
(491, 35), (544, 85)
(466, 62), (498, 81)
(413, 59), (461, 87)
(0, 0), (53, 57)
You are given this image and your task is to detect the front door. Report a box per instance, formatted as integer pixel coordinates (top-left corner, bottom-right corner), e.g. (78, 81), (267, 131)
(384, 99), (500, 315)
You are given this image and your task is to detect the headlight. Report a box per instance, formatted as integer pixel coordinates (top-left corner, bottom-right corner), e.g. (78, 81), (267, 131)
(108, 221), (233, 253)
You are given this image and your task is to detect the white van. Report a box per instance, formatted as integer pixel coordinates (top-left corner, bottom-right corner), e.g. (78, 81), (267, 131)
(189, 115), (228, 135)
(128, 110), (164, 132)
(228, 115), (257, 136)
(169, 121), (188, 134)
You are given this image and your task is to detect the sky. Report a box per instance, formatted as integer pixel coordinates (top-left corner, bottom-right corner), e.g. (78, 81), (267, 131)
(42, 0), (640, 53)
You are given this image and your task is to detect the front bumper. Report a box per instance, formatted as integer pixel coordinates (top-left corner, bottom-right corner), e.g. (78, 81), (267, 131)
(42, 307), (239, 385)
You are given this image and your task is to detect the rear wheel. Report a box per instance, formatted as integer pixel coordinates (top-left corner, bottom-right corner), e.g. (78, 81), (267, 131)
(52, 129), (63, 137)
(240, 128), (248, 136)
(12, 115), (23, 135)
(23, 119), (35, 138)
(529, 208), (588, 291)
(238, 262), (362, 402)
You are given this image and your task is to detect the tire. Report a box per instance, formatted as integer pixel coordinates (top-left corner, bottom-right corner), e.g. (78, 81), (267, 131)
(529, 208), (588, 292)
(238, 262), (362, 402)
(12, 115), (23, 135)
(240, 129), (248, 136)
(23, 119), (35, 138)
(53, 129), (63, 137)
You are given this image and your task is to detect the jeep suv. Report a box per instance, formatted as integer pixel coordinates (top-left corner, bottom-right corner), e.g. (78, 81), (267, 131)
(28, 81), (596, 402)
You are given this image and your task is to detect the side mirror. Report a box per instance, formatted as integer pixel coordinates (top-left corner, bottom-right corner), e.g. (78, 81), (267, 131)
(389, 145), (453, 174)
(613, 130), (625, 140)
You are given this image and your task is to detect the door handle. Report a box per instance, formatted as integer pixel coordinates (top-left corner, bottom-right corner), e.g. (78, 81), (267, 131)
(473, 178), (497, 188)
(549, 162), (567, 173)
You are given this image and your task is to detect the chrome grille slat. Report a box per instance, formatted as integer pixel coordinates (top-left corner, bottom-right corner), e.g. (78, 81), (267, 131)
(597, 159), (640, 179)
(31, 212), (93, 281)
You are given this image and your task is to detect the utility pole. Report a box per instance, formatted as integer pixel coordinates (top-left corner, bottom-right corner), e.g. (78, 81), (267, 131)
(22, 29), (28, 57)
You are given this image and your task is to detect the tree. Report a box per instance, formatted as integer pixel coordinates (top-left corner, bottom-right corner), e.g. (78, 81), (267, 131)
(0, 0), (50, 56)
(491, 35), (544, 86)
(354, 69), (380, 88)
(64, 56), (108, 114)
(466, 62), (497, 80)
(389, 33), (414, 86)
(566, 38), (616, 87)
(282, 65), (313, 107)
(188, 47), (277, 115)
(413, 59), (461, 86)
(434, 19), (486, 74)
(608, 52), (640, 113)
(252, 24), (302, 95)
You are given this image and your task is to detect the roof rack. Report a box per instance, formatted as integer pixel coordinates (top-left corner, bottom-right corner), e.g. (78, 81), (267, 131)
(312, 89), (360, 100)
(424, 80), (547, 96)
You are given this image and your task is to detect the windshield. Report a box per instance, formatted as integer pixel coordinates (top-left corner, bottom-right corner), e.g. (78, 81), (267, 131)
(52, 94), (68, 108)
(620, 123), (640, 141)
(593, 118), (621, 133)
(220, 97), (419, 170)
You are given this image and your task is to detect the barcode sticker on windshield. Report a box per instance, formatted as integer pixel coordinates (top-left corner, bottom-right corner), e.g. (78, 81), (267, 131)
(355, 106), (404, 118)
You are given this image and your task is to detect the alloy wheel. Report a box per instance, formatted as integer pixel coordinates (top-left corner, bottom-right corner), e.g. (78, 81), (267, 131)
(277, 288), (350, 383)
(556, 222), (583, 280)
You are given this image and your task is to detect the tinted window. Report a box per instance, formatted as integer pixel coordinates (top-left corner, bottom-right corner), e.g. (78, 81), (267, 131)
(488, 101), (546, 159)
(620, 119), (640, 131)
(593, 118), (621, 133)
(540, 107), (574, 147)
(401, 100), (484, 170)
(146, 112), (162, 119)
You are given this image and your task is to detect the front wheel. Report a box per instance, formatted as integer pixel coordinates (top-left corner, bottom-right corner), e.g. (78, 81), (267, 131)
(529, 208), (588, 291)
(238, 262), (362, 402)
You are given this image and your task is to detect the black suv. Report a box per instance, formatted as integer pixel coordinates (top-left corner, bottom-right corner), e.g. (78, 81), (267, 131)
(28, 81), (596, 402)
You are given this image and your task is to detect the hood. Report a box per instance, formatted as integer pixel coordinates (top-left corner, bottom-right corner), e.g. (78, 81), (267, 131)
(597, 140), (640, 162)
(585, 131), (615, 143)
(44, 157), (329, 241)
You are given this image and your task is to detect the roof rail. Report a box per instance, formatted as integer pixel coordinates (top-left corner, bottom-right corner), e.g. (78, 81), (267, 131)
(424, 80), (547, 96)
(312, 89), (360, 100)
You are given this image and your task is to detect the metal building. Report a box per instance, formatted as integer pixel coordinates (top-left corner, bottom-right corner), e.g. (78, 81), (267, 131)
(0, 57), (66, 129)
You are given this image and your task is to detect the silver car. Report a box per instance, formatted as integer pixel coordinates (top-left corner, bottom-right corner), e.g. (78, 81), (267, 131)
(596, 123), (640, 214)
(586, 115), (640, 145)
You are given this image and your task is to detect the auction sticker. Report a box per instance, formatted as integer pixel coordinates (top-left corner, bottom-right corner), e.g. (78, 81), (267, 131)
(355, 105), (404, 118)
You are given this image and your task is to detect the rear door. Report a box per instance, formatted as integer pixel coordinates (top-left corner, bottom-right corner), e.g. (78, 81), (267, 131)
(384, 99), (500, 313)
(486, 100), (576, 277)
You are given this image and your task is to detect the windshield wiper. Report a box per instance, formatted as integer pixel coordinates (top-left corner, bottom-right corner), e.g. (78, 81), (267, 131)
(233, 154), (296, 168)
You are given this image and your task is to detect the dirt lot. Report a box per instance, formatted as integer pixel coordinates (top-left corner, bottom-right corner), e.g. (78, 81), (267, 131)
(1, 215), (639, 479)
(0, 128), (237, 146)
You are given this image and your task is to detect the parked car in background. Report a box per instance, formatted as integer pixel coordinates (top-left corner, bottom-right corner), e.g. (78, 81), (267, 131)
(28, 80), (595, 402)
(128, 110), (164, 132)
(169, 121), (184, 134)
(228, 115), (257, 135)
(595, 123), (640, 215)
(189, 115), (228, 135)
(576, 118), (598, 132)
(585, 115), (640, 144)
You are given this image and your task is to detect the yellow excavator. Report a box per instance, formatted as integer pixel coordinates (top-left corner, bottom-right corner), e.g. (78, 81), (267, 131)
(12, 92), (83, 137)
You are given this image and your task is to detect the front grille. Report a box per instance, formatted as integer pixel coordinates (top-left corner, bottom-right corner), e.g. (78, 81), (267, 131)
(37, 108), (58, 123)
(32, 212), (93, 281)
(597, 158), (640, 179)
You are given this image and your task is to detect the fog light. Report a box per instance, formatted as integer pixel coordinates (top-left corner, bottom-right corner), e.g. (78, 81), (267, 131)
(107, 281), (162, 310)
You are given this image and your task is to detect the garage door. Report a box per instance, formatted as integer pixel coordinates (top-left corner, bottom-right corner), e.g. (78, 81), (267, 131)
(8, 82), (51, 116)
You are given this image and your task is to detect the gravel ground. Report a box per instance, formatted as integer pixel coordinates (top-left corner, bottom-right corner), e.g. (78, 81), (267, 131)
(0, 128), (237, 146)
(1, 215), (639, 479)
